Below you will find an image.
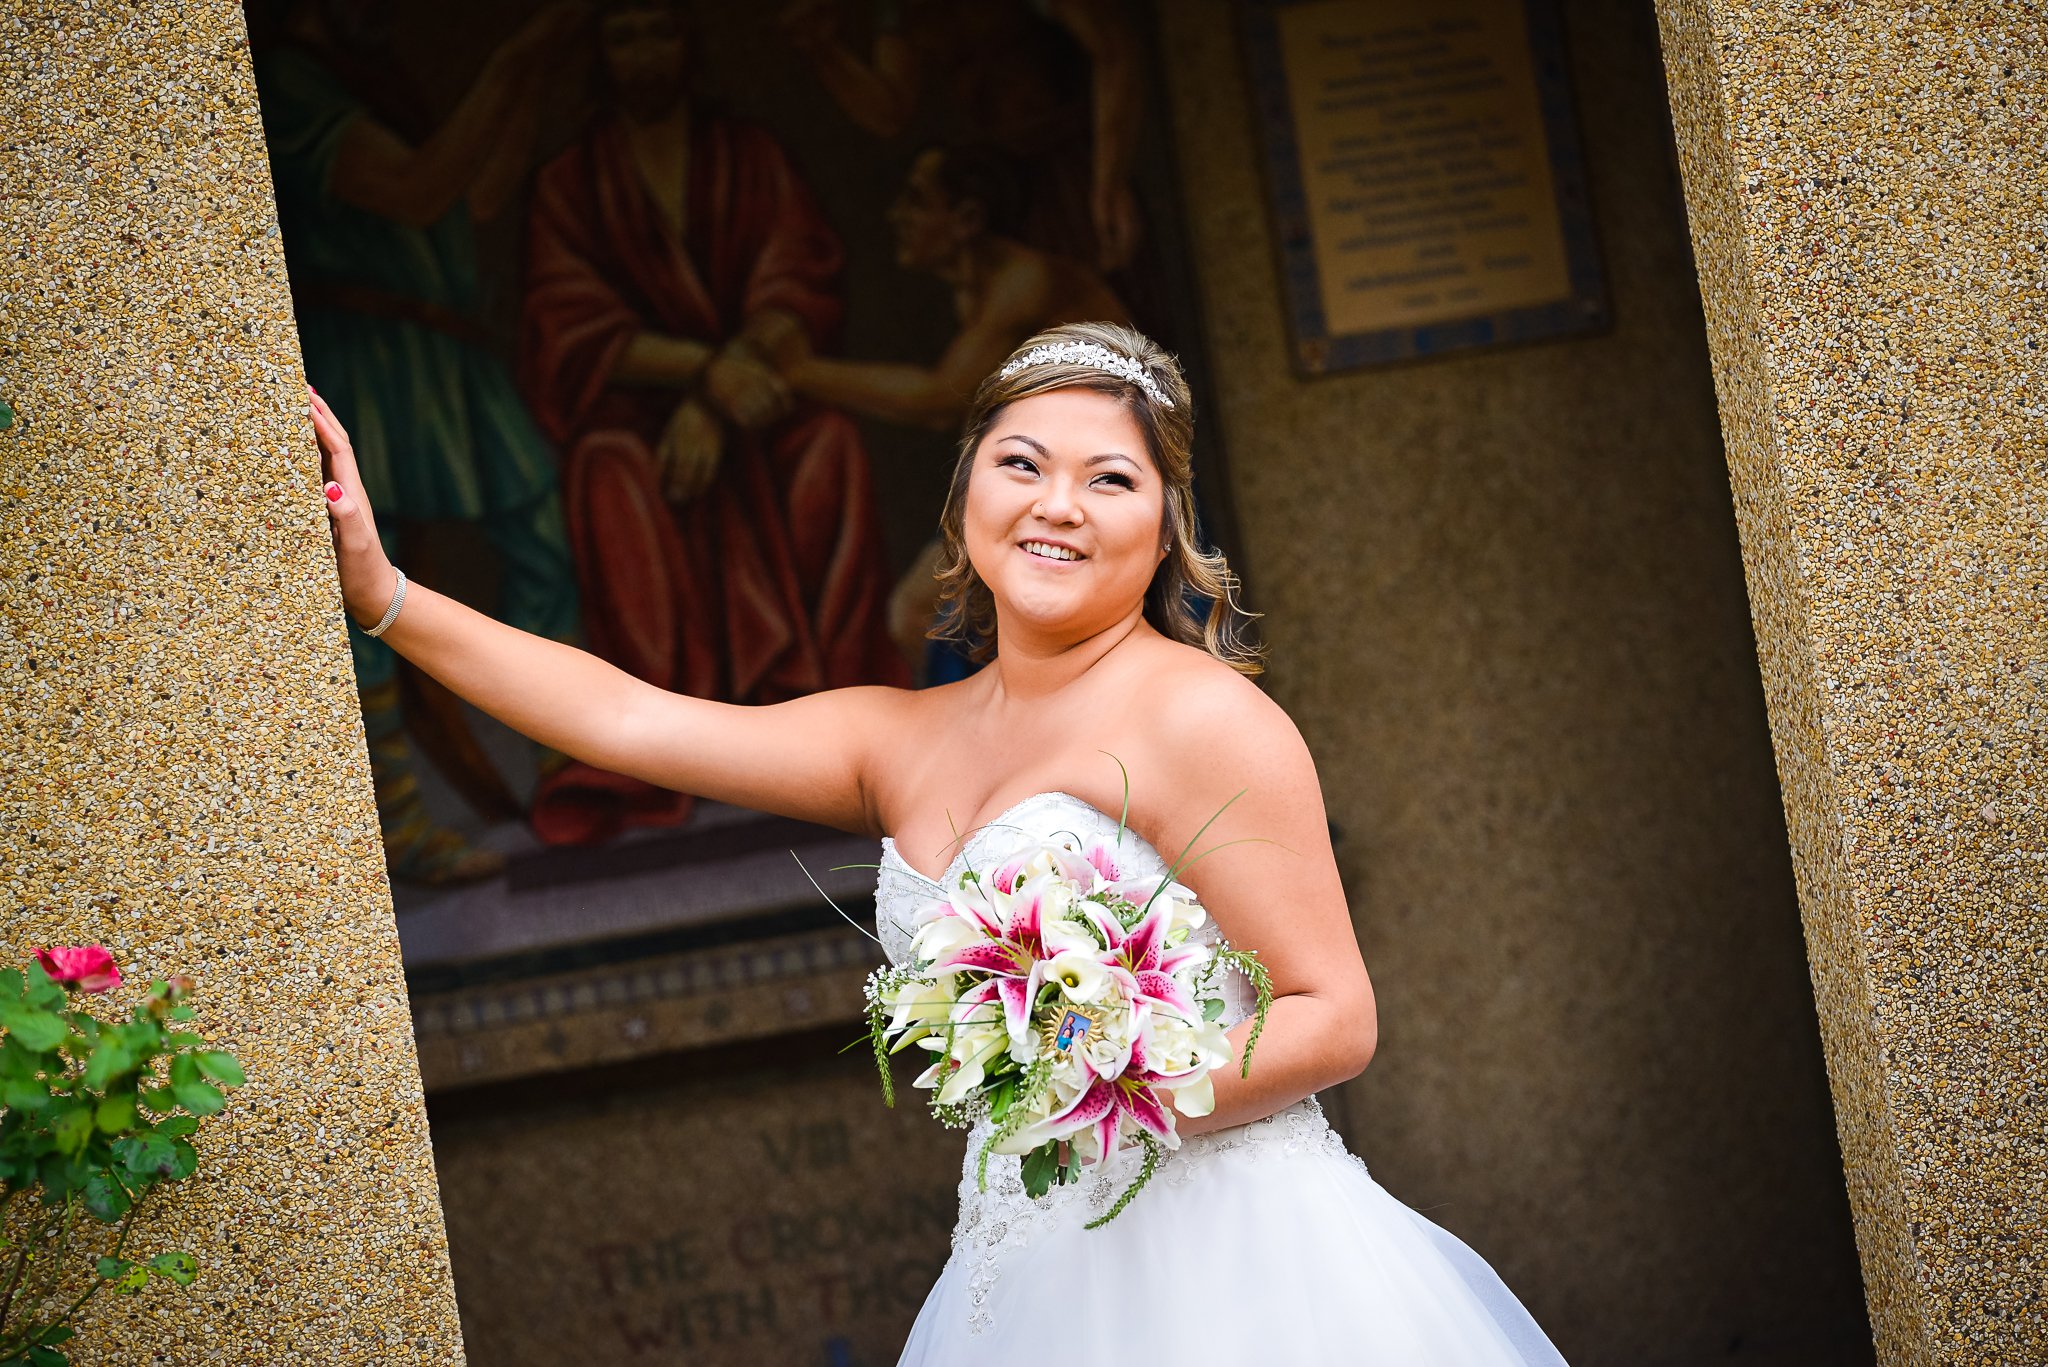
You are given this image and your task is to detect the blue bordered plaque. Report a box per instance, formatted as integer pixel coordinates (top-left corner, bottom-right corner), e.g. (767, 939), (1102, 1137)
(1241, 0), (1607, 373)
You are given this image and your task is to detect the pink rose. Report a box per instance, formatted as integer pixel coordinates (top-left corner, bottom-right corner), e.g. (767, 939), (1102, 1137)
(34, 945), (122, 994)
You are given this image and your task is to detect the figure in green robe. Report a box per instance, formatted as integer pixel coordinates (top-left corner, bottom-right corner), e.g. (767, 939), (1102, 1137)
(254, 0), (587, 885)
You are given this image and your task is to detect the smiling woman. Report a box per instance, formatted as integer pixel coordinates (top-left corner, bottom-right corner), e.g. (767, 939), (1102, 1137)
(312, 315), (1566, 1365)
(928, 321), (1262, 673)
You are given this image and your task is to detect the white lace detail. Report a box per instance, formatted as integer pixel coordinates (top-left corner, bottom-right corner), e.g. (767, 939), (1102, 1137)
(873, 791), (1365, 1335)
(943, 1095), (1367, 1332)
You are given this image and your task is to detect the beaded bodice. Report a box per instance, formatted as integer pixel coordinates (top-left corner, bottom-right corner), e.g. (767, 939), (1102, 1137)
(874, 790), (1364, 1334)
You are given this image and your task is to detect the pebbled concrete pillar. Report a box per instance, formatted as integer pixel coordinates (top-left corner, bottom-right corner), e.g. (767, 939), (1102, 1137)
(0, 5), (466, 1362)
(1656, 5), (2046, 1363)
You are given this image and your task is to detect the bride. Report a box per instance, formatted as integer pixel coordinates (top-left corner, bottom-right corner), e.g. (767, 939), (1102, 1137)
(312, 321), (1569, 1364)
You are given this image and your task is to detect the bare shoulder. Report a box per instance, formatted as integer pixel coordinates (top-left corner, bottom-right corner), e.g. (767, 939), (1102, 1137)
(846, 669), (979, 791)
(807, 679), (933, 765)
(1131, 638), (1302, 758)
(1115, 640), (1333, 900)
(774, 679), (920, 731)
(1119, 638), (1318, 829)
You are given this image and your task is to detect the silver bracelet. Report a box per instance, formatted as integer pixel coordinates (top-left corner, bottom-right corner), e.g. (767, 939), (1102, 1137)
(364, 567), (408, 638)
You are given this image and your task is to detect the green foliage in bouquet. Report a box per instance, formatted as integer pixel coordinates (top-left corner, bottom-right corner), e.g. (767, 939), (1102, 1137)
(0, 952), (245, 1367)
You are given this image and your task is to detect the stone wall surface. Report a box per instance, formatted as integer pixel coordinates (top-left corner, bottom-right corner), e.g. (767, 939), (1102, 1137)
(1156, 2), (1873, 1363)
(1654, 5), (2047, 1364)
(429, 1046), (961, 1367)
(0, 5), (466, 1363)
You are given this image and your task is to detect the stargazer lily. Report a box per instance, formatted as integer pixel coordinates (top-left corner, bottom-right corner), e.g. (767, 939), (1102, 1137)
(1010, 1024), (1209, 1158)
(923, 870), (1086, 1063)
(1083, 891), (1213, 1022)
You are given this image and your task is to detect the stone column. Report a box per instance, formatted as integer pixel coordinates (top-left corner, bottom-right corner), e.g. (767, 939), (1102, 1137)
(0, 6), (466, 1363)
(1656, 5), (2046, 1363)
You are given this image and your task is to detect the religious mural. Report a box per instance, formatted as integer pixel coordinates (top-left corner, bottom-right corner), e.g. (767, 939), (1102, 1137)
(247, 0), (1225, 953)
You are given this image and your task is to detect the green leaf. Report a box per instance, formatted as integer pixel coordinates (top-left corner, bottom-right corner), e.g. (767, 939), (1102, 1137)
(52, 1104), (94, 1155)
(97, 1256), (133, 1280)
(168, 1054), (198, 1088)
(171, 1080), (223, 1117)
(193, 1052), (244, 1087)
(1203, 997), (1225, 1022)
(114, 1264), (151, 1294)
(165, 1033), (203, 1051)
(35, 1326), (74, 1346)
(82, 1173), (133, 1223)
(1019, 1141), (1060, 1200)
(166, 1005), (196, 1022)
(0, 400), (15, 431)
(1, 1007), (68, 1054)
(0, 968), (22, 999)
(95, 1092), (138, 1134)
(83, 1040), (136, 1091)
(114, 1133), (176, 1176)
(26, 1344), (68, 1367)
(148, 1250), (199, 1286)
(156, 1115), (198, 1138)
(38, 1151), (89, 1198)
(166, 1139), (198, 1181)
(23, 968), (65, 1012)
(3, 1077), (52, 1110)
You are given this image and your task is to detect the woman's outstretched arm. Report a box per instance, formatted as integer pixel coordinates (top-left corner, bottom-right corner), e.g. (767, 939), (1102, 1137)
(308, 388), (892, 834)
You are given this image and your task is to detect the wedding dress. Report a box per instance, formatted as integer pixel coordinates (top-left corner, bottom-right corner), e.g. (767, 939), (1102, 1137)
(875, 790), (1570, 1366)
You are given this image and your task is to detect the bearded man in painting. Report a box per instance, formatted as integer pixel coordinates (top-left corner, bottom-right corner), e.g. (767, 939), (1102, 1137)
(520, 0), (906, 841)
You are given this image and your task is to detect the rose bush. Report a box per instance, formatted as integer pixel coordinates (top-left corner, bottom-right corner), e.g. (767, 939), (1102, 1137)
(0, 949), (244, 1367)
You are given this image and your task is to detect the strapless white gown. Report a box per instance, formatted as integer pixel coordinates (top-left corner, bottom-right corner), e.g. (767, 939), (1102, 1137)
(875, 790), (1570, 1366)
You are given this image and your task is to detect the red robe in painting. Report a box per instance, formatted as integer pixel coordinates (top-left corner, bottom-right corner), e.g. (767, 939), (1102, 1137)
(520, 111), (906, 846)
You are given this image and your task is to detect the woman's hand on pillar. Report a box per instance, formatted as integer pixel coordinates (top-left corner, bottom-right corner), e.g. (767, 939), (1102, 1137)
(309, 386), (399, 631)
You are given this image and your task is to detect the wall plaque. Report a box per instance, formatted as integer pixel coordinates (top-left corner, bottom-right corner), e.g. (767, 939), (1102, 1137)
(1243, 0), (1607, 372)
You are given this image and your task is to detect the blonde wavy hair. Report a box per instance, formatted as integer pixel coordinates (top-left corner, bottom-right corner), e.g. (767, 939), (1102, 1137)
(929, 321), (1263, 675)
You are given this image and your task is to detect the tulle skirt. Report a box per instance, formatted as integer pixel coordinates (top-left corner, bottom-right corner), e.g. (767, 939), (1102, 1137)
(898, 1099), (1568, 1366)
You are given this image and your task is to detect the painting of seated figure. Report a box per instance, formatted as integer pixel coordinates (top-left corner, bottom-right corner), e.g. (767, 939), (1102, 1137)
(246, 0), (1234, 987)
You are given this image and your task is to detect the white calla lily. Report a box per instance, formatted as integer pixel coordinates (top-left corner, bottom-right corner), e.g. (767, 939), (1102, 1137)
(1170, 1072), (1216, 1118)
(912, 913), (984, 964)
(1044, 950), (1111, 1004)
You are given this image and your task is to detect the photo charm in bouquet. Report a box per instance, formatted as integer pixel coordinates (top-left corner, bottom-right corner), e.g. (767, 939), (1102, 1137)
(837, 772), (1274, 1228)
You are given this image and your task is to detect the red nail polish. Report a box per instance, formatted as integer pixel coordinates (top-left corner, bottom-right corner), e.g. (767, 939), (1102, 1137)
(324, 482), (342, 502)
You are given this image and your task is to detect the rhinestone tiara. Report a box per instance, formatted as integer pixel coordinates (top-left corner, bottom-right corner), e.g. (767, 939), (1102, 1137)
(997, 340), (1176, 409)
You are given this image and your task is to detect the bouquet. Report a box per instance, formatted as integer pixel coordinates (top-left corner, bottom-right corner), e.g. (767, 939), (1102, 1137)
(861, 811), (1271, 1227)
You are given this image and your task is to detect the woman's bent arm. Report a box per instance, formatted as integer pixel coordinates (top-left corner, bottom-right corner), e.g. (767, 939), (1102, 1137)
(1138, 668), (1378, 1139)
